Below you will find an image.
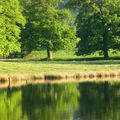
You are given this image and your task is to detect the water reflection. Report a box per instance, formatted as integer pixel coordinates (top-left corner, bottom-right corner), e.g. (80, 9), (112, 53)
(0, 82), (120, 120)
(75, 82), (120, 120)
(22, 84), (79, 120)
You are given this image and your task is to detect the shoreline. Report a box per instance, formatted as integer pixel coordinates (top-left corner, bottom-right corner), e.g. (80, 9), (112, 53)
(0, 70), (120, 88)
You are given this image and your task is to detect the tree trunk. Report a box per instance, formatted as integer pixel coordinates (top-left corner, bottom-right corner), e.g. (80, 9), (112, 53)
(103, 32), (109, 60)
(47, 47), (53, 60)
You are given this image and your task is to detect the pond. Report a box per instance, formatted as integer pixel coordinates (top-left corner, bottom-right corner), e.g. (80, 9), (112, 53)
(0, 81), (120, 120)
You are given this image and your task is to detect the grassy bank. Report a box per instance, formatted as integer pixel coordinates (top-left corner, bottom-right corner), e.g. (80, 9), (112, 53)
(0, 50), (119, 74)
(0, 59), (120, 74)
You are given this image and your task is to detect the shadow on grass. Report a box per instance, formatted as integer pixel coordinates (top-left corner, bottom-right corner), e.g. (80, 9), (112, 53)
(1, 56), (120, 65)
(39, 56), (120, 65)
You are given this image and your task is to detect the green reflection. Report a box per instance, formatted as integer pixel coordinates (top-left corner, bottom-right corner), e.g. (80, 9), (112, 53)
(1, 82), (120, 120)
(0, 83), (79, 120)
(22, 84), (79, 120)
(77, 82), (120, 120)
(0, 88), (22, 120)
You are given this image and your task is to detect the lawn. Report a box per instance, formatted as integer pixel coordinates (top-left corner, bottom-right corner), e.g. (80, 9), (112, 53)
(0, 50), (119, 74)
(0, 59), (119, 74)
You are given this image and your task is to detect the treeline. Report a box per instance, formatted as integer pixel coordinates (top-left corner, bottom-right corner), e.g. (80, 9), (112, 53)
(0, 0), (120, 59)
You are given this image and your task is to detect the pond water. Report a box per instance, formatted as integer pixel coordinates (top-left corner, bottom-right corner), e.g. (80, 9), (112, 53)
(0, 81), (120, 120)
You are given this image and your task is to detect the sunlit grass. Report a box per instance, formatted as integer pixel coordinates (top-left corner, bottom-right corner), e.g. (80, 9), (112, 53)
(0, 59), (119, 74)
(24, 50), (120, 60)
(0, 50), (119, 74)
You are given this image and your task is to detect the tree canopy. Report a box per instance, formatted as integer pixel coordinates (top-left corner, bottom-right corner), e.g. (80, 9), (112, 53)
(20, 0), (77, 59)
(0, 0), (120, 59)
(0, 0), (26, 56)
(67, 0), (120, 59)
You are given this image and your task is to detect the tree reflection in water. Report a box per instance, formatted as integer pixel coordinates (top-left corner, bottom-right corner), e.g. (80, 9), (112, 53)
(22, 83), (79, 120)
(0, 82), (120, 120)
(0, 88), (22, 120)
(0, 83), (79, 120)
(75, 82), (120, 120)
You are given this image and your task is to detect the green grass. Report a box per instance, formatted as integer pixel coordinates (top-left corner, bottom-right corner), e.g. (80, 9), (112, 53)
(23, 50), (80, 60)
(24, 50), (120, 60)
(0, 50), (119, 74)
(0, 59), (119, 74)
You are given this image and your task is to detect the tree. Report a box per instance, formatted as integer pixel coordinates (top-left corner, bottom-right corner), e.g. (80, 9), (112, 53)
(0, 0), (26, 57)
(20, 0), (77, 60)
(67, 0), (120, 59)
(19, 0), (38, 54)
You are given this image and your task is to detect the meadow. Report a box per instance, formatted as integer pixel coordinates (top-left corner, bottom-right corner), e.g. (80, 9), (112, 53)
(0, 50), (120, 74)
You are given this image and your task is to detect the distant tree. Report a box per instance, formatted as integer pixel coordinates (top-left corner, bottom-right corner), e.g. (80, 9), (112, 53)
(67, 0), (120, 59)
(0, 0), (26, 57)
(20, 0), (77, 60)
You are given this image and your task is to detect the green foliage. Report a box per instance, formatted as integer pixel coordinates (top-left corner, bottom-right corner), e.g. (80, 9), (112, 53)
(0, 0), (26, 56)
(20, 0), (77, 53)
(68, 0), (120, 59)
(0, 0), (120, 59)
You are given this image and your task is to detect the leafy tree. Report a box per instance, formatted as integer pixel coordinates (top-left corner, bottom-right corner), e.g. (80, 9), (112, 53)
(19, 0), (37, 54)
(0, 0), (26, 57)
(67, 0), (120, 59)
(20, 0), (77, 59)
